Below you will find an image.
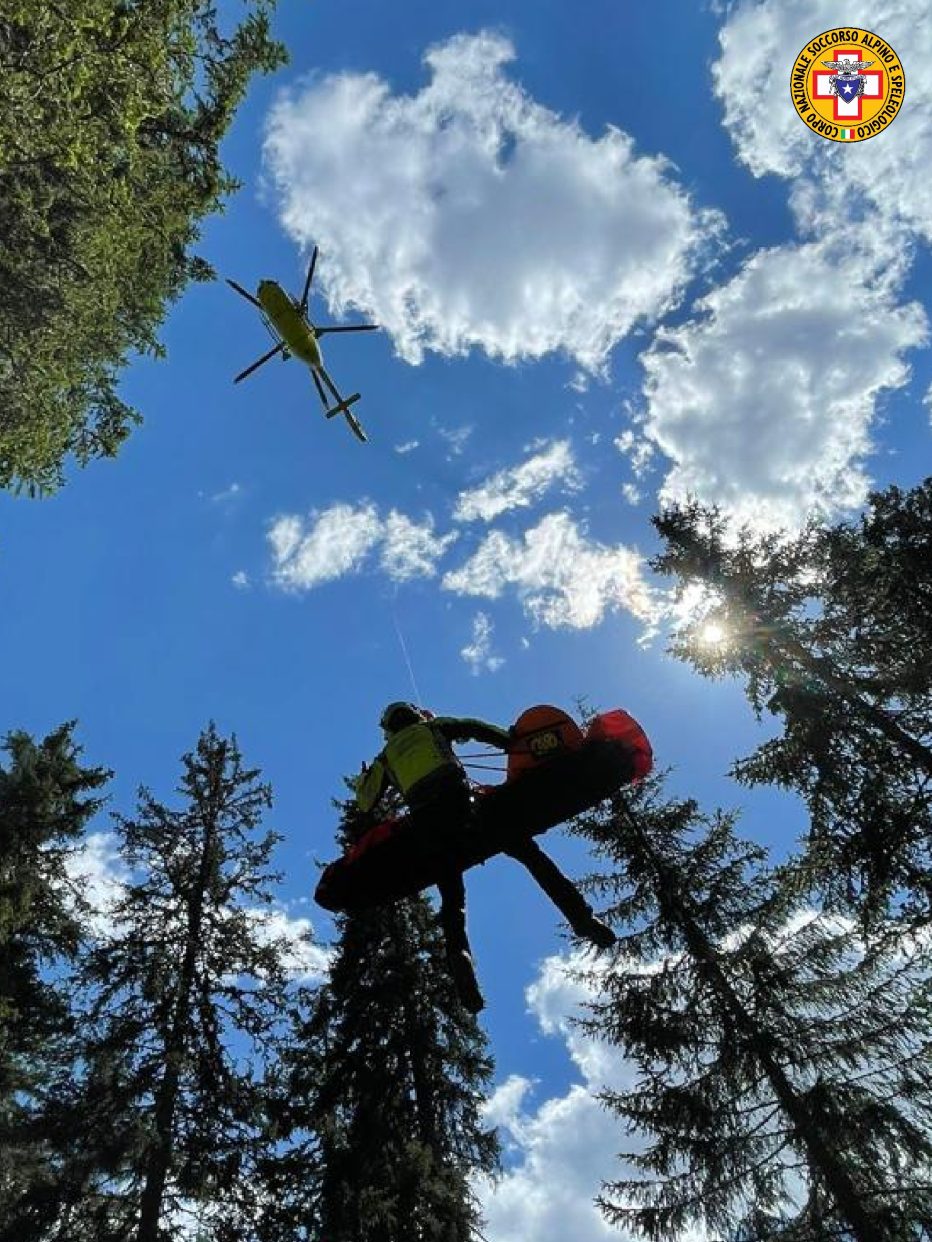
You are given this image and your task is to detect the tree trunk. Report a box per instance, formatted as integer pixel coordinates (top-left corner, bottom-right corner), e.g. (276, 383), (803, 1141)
(136, 804), (218, 1241)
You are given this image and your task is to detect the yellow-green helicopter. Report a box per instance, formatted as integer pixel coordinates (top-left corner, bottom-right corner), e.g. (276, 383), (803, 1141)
(227, 246), (379, 443)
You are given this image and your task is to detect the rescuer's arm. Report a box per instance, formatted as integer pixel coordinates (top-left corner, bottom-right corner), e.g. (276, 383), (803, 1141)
(435, 716), (512, 750)
(356, 757), (388, 813)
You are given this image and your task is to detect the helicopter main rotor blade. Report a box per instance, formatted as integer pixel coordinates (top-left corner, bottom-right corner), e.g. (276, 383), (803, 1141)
(226, 278), (262, 309)
(234, 341), (285, 383)
(314, 324), (379, 336)
(299, 246), (319, 314)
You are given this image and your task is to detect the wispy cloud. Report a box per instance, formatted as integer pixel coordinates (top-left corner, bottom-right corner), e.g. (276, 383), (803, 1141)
(264, 31), (719, 371)
(453, 440), (580, 523)
(208, 482), (243, 505)
(460, 611), (505, 674)
(267, 504), (453, 591)
(380, 511), (458, 581)
(438, 424), (474, 458)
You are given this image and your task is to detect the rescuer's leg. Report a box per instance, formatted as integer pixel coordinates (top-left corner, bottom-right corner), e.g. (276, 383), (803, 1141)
(504, 836), (616, 949)
(436, 868), (485, 1013)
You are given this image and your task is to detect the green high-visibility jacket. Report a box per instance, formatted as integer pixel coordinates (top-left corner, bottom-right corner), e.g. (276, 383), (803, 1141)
(356, 716), (510, 813)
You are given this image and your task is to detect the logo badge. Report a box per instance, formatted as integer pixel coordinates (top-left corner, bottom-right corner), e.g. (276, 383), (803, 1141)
(791, 27), (905, 143)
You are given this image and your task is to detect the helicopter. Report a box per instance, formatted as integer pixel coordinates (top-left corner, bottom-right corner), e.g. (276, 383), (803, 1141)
(226, 246), (379, 443)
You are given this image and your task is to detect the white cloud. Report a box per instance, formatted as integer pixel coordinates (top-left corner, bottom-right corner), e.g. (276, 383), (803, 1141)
(268, 504), (382, 591)
(231, 570), (250, 590)
(478, 953), (676, 1242)
(454, 440), (581, 523)
(263, 31), (719, 370)
(268, 503), (452, 590)
(393, 439), (420, 454)
(443, 512), (657, 629)
(438, 424), (474, 457)
(460, 611), (505, 674)
(209, 482), (242, 505)
(714, 2), (932, 243)
(614, 428), (654, 480)
(380, 510), (458, 581)
(640, 232), (926, 528)
(246, 907), (332, 981)
(65, 832), (130, 937)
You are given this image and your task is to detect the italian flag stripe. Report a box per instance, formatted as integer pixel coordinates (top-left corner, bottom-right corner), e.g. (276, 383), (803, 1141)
(840, 127), (854, 139)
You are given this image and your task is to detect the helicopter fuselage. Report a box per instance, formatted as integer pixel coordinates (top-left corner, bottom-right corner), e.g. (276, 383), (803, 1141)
(257, 280), (323, 369)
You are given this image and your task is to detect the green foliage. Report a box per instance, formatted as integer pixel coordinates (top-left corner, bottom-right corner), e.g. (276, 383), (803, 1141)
(652, 484), (932, 925)
(252, 798), (500, 1242)
(573, 780), (932, 1242)
(0, 1), (286, 494)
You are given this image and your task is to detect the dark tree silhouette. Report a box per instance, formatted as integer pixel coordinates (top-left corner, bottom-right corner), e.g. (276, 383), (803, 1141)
(572, 778), (932, 1242)
(252, 798), (500, 1242)
(0, 724), (108, 1236)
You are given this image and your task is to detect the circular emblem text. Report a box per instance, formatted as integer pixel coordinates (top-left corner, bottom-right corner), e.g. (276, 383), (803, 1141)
(790, 27), (904, 143)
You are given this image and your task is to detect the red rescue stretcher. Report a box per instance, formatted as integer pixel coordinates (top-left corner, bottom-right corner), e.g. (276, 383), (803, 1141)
(314, 704), (652, 914)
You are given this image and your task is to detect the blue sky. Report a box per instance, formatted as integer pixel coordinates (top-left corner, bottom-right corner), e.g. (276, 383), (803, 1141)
(2, 2), (930, 1236)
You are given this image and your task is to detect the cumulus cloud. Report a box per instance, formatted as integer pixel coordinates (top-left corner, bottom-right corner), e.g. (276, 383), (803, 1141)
(460, 611), (505, 674)
(478, 954), (675, 1242)
(615, 3), (928, 533)
(268, 504), (452, 590)
(453, 440), (581, 522)
(231, 570), (250, 590)
(714, 2), (932, 242)
(443, 512), (657, 629)
(246, 907), (332, 981)
(263, 31), (718, 370)
(65, 832), (130, 937)
(640, 232), (926, 528)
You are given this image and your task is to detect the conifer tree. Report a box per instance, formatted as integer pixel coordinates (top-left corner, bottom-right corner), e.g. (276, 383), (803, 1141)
(573, 779), (932, 1242)
(255, 797), (500, 1242)
(0, 724), (108, 1235)
(48, 725), (292, 1242)
(651, 484), (932, 924)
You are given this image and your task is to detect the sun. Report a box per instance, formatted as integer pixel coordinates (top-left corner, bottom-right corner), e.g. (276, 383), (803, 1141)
(698, 621), (728, 647)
